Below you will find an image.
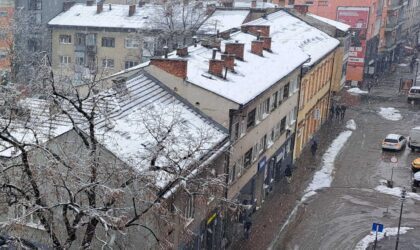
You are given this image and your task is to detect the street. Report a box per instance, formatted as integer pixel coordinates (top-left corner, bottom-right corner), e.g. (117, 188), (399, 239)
(267, 59), (420, 249)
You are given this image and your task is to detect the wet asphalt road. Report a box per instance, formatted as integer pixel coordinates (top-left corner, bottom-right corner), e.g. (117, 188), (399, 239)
(271, 62), (420, 250)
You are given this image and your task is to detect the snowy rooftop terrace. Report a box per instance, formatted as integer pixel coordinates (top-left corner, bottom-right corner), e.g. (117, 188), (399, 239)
(198, 9), (250, 35)
(244, 10), (340, 67)
(48, 3), (159, 29)
(0, 73), (228, 188)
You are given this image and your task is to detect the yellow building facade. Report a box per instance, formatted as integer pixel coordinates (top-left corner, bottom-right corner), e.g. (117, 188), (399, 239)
(294, 52), (335, 159)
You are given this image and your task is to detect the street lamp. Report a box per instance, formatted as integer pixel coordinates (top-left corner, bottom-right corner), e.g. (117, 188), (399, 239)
(395, 187), (406, 250)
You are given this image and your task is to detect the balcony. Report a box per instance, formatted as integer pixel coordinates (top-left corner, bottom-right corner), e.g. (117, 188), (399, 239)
(387, 0), (403, 11)
(74, 45), (86, 52)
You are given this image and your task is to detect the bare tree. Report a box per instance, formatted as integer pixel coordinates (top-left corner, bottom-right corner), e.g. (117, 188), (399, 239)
(0, 61), (229, 249)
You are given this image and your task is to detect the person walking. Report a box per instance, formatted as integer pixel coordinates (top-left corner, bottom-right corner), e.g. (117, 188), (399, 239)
(340, 104), (347, 120)
(244, 217), (252, 239)
(311, 140), (318, 157)
(285, 164), (292, 183)
(330, 104), (335, 120)
(335, 105), (341, 120)
(367, 81), (372, 93)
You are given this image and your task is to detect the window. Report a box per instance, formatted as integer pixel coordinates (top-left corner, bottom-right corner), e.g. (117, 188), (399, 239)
(259, 134), (267, 154)
(229, 164), (236, 183)
(277, 88), (284, 105)
(125, 38), (140, 48)
(59, 35), (71, 44)
(102, 37), (115, 48)
(0, 50), (6, 60)
(76, 56), (84, 66)
(283, 83), (290, 99)
(280, 117), (286, 135)
(184, 195), (194, 219)
(271, 92), (278, 111)
(29, 0), (42, 10)
(60, 56), (71, 64)
(244, 148), (253, 168)
(0, 11), (8, 17)
(247, 108), (256, 129)
(102, 59), (114, 68)
(125, 61), (139, 69)
(28, 39), (40, 52)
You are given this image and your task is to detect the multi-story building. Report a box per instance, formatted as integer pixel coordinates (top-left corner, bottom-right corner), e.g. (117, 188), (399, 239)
(291, 0), (383, 84)
(0, 0), (14, 76)
(400, 0), (420, 50)
(245, 9), (340, 160)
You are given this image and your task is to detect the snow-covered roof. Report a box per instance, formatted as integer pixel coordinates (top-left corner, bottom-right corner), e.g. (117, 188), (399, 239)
(308, 13), (351, 32)
(234, 0), (278, 8)
(244, 10), (340, 67)
(198, 9), (250, 35)
(0, 73), (228, 188)
(48, 3), (158, 29)
(167, 31), (308, 104)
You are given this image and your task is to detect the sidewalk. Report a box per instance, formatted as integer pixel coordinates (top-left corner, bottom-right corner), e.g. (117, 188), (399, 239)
(228, 117), (348, 250)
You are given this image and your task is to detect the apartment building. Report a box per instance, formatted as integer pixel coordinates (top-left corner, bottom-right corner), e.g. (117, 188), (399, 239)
(291, 0), (383, 84)
(244, 10), (340, 160)
(0, 0), (14, 75)
(48, 2), (163, 82)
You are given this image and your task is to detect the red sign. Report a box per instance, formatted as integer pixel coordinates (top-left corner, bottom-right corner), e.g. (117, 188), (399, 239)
(337, 7), (370, 67)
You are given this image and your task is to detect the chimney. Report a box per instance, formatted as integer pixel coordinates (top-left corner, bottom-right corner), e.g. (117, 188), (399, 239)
(241, 25), (270, 37)
(294, 5), (309, 15)
(251, 0), (257, 8)
(261, 36), (272, 51)
(129, 4), (136, 16)
(209, 59), (224, 78)
(251, 40), (264, 56)
(221, 54), (235, 71)
(63, 1), (75, 11)
(150, 58), (188, 79)
(176, 47), (188, 57)
(86, 0), (94, 6)
(97, 2), (103, 14)
(225, 42), (245, 61)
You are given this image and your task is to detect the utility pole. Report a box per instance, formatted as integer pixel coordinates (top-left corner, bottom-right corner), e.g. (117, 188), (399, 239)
(395, 187), (406, 250)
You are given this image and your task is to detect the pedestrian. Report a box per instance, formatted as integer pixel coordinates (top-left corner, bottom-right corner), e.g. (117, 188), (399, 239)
(340, 104), (347, 120)
(330, 105), (335, 120)
(335, 105), (341, 120)
(244, 217), (252, 239)
(285, 164), (292, 183)
(311, 140), (318, 157)
(367, 81), (372, 93)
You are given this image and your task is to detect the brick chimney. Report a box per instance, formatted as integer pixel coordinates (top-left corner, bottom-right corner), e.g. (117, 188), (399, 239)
(251, 0), (257, 8)
(294, 5), (309, 15)
(251, 40), (264, 56)
(261, 36), (272, 51)
(63, 1), (75, 11)
(209, 48), (224, 77)
(225, 42), (244, 61)
(86, 0), (94, 6)
(97, 2), (103, 14)
(129, 4), (136, 16)
(176, 47), (188, 57)
(221, 54), (235, 72)
(150, 58), (188, 79)
(241, 25), (270, 37)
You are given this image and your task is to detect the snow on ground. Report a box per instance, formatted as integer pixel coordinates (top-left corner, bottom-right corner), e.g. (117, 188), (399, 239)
(302, 130), (353, 201)
(346, 119), (357, 130)
(347, 87), (368, 94)
(375, 184), (420, 201)
(378, 107), (402, 121)
(354, 227), (413, 250)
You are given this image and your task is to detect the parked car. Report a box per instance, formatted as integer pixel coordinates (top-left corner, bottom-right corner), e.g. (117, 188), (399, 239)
(382, 134), (407, 151)
(408, 86), (420, 101)
(412, 158), (420, 172)
(409, 127), (420, 151)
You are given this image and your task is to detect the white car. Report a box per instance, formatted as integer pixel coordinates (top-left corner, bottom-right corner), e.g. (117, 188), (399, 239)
(382, 134), (407, 151)
(408, 86), (420, 101)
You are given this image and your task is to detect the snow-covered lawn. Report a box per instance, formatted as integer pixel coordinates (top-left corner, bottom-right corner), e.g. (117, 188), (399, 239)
(302, 129), (353, 201)
(347, 87), (368, 94)
(378, 107), (402, 121)
(354, 227), (413, 250)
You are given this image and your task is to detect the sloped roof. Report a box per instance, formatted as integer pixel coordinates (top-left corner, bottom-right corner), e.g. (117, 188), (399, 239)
(198, 9), (250, 35)
(244, 10), (340, 66)
(308, 13), (351, 32)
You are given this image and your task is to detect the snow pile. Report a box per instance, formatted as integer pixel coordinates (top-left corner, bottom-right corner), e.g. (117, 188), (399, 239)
(378, 107), (402, 121)
(346, 119), (357, 130)
(375, 185), (420, 201)
(347, 87), (368, 94)
(302, 130), (353, 201)
(354, 227), (413, 250)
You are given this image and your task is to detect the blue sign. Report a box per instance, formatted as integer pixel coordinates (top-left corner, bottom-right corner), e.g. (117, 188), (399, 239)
(372, 223), (384, 233)
(258, 157), (267, 172)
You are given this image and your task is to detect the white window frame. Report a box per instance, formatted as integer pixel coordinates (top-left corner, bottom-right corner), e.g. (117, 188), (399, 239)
(60, 55), (71, 64)
(102, 58), (114, 68)
(125, 38), (140, 49)
(59, 35), (72, 44)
